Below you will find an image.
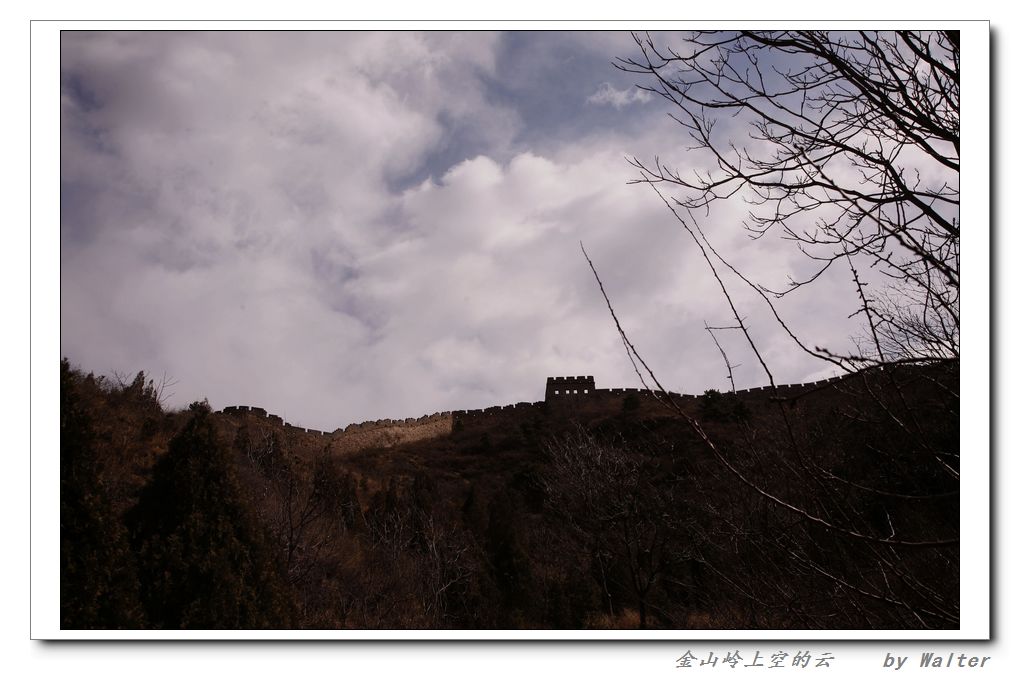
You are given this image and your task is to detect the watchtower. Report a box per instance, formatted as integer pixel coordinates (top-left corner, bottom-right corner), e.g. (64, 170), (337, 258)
(545, 375), (595, 400)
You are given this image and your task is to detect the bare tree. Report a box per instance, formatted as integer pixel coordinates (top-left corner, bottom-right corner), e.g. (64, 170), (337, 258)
(573, 31), (961, 628)
(543, 427), (692, 628)
(235, 426), (345, 588)
(616, 30), (959, 369)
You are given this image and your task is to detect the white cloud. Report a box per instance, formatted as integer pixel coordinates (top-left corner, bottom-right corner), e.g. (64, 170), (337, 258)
(60, 31), (864, 431)
(586, 82), (653, 108)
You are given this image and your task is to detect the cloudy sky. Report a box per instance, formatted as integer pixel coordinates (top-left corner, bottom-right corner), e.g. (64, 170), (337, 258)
(60, 31), (860, 430)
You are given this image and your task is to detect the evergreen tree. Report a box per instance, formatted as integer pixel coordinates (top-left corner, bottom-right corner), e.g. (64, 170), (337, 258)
(127, 402), (291, 629)
(61, 359), (143, 628)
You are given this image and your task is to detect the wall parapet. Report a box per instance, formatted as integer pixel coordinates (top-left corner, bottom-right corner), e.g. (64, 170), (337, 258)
(218, 405), (459, 443)
(216, 372), (852, 441)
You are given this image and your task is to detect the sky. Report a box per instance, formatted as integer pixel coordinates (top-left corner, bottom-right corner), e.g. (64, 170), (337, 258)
(60, 30), (863, 430)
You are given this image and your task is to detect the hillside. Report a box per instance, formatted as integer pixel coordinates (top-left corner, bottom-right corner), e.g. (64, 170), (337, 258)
(60, 359), (960, 630)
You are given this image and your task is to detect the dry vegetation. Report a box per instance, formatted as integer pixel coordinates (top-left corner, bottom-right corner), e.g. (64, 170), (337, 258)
(61, 357), (958, 630)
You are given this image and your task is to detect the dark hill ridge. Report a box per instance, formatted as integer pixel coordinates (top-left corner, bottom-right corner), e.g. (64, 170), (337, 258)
(61, 358), (959, 629)
(208, 359), (957, 630)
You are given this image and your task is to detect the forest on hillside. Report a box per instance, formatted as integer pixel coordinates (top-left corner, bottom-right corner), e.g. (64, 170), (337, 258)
(60, 357), (960, 630)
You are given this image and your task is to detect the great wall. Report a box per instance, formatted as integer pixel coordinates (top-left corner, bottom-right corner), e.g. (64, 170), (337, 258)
(216, 373), (852, 451)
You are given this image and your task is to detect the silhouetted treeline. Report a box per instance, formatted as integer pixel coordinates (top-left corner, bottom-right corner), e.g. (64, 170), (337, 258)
(60, 358), (959, 630)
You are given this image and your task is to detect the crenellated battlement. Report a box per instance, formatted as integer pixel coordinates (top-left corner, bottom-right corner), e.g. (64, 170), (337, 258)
(217, 372), (853, 447)
(545, 375), (596, 400)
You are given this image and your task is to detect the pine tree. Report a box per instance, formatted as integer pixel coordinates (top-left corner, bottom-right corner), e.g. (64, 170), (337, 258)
(127, 402), (291, 629)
